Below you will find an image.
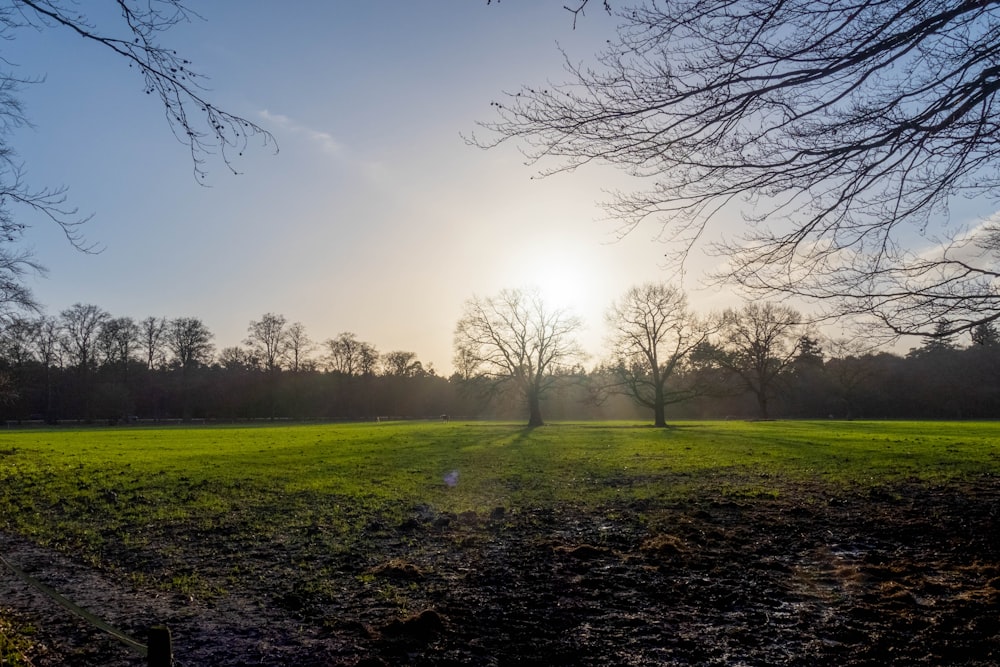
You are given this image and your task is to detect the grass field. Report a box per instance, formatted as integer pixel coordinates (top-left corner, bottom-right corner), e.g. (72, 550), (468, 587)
(1, 420), (998, 561)
(1, 420), (998, 665)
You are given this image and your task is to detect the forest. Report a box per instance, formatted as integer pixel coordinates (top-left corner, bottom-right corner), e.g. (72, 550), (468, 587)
(1, 294), (997, 425)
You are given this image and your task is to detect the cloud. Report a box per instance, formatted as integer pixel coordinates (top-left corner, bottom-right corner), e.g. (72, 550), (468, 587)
(257, 109), (391, 187)
(913, 210), (1000, 265)
(258, 109), (343, 157)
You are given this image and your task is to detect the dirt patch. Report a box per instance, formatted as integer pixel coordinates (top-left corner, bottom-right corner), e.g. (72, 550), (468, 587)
(1, 478), (998, 665)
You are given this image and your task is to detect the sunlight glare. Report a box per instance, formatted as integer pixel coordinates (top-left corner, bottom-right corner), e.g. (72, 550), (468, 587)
(499, 240), (599, 316)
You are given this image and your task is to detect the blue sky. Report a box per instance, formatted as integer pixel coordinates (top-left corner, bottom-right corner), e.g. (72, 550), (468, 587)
(8, 2), (991, 370)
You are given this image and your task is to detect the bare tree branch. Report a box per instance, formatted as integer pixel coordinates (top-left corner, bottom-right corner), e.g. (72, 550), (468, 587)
(479, 0), (1000, 338)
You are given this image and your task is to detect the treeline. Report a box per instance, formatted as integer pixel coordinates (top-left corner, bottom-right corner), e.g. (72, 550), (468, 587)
(0, 300), (998, 424)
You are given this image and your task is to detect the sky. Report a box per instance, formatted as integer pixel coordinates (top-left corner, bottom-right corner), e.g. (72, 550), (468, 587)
(6, 1), (996, 372)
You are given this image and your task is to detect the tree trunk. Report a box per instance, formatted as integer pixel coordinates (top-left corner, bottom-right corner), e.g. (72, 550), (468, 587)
(756, 390), (769, 419)
(527, 390), (544, 427)
(653, 383), (667, 427)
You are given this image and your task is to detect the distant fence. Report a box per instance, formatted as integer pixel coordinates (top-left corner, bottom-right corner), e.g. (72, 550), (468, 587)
(0, 551), (174, 666)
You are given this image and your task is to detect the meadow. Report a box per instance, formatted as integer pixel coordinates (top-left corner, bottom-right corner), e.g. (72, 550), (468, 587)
(1, 420), (998, 665)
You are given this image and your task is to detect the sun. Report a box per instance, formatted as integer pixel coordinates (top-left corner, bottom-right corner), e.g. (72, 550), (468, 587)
(533, 264), (588, 312)
(503, 245), (597, 315)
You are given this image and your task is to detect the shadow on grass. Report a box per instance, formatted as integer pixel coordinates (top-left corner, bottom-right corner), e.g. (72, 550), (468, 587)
(570, 422), (704, 431)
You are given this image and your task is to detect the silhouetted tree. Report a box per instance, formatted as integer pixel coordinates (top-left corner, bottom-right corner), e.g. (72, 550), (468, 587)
(166, 316), (213, 420)
(31, 315), (61, 420)
(0, 316), (37, 370)
(0, 249), (42, 328)
(218, 346), (257, 372)
(139, 317), (168, 370)
(323, 332), (378, 377)
(381, 351), (424, 378)
(167, 317), (214, 372)
(245, 313), (289, 373)
(245, 313), (291, 418)
(716, 302), (804, 419)
(826, 340), (880, 419)
(454, 287), (583, 427)
(97, 317), (140, 374)
(481, 0), (1000, 339)
(971, 322), (1000, 347)
(605, 283), (714, 427)
(909, 320), (959, 357)
(787, 336), (830, 417)
(59, 303), (108, 372)
(285, 322), (313, 373)
(58, 303), (109, 418)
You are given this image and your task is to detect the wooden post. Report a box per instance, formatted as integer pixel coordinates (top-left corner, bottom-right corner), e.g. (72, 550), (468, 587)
(147, 626), (173, 667)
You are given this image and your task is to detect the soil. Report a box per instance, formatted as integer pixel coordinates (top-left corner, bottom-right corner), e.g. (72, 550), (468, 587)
(2, 477), (998, 666)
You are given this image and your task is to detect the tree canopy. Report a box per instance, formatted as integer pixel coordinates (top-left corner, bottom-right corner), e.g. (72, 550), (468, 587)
(480, 0), (1000, 339)
(454, 287), (583, 426)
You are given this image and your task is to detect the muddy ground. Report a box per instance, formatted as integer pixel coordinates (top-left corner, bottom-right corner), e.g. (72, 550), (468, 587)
(2, 478), (998, 666)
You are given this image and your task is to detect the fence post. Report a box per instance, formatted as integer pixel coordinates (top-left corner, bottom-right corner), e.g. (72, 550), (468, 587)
(147, 626), (172, 667)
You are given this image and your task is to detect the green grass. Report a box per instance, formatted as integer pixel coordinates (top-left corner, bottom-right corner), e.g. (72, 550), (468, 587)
(0, 612), (36, 667)
(1, 420), (997, 660)
(0, 420), (997, 585)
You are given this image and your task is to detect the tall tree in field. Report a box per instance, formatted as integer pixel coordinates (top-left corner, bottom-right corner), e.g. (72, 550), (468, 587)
(0, 316), (37, 409)
(285, 322), (314, 373)
(31, 315), (61, 421)
(97, 317), (140, 377)
(245, 313), (290, 373)
(167, 317), (214, 373)
(380, 351), (424, 378)
(826, 339), (880, 420)
(0, 316), (37, 370)
(166, 316), (213, 419)
(59, 303), (109, 418)
(605, 283), (714, 427)
(139, 317), (168, 370)
(323, 332), (379, 377)
(481, 0), (1000, 339)
(59, 303), (109, 373)
(245, 313), (291, 419)
(716, 302), (804, 419)
(454, 287), (583, 427)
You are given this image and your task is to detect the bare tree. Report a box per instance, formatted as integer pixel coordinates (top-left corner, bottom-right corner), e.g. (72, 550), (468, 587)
(285, 322), (313, 373)
(59, 303), (109, 372)
(30, 315), (61, 420)
(97, 317), (140, 371)
(323, 332), (378, 377)
(0, 247), (43, 325)
(826, 339), (880, 419)
(454, 287), (583, 427)
(0, 315), (37, 369)
(0, 1), (273, 315)
(245, 313), (289, 373)
(6, 1), (272, 182)
(715, 302), (805, 419)
(31, 316), (61, 369)
(139, 316), (168, 370)
(605, 283), (714, 427)
(380, 351), (424, 378)
(480, 0), (1000, 339)
(218, 345), (258, 372)
(166, 316), (212, 420)
(166, 316), (213, 372)
(971, 322), (1000, 347)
